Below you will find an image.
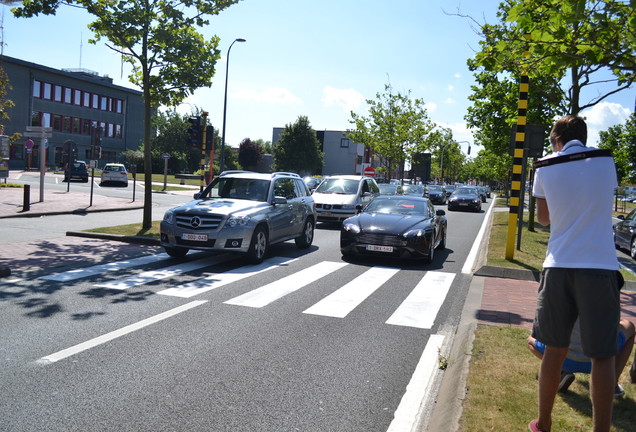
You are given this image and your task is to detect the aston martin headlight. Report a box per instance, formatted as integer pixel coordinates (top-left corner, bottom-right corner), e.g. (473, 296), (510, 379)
(403, 228), (424, 238)
(472, 199), (480, 204)
(163, 210), (175, 224)
(342, 222), (361, 234)
(226, 215), (251, 228)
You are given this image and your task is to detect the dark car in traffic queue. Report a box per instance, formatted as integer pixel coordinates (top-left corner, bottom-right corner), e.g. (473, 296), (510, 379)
(424, 184), (447, 204)
(447, 187), (482, 212)
(402, 184), (426, 197)
(340, 195), (447, 263)
(614, 208), (636, 258)
(64, 160), (89, 182)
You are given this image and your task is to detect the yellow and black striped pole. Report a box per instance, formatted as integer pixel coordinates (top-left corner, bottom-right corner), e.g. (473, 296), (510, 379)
(200, 111), (208, 191)
(505, 40), (530, 260)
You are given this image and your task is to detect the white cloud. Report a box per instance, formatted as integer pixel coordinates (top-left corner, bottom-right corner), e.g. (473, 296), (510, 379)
(454, 73), (462, 79)
(581, 102), (632, 146)
(425, 102), (438, 113)
(448, 85), (455, 91)
(321, 86), (365, 112)
(444, 98), (456, 104)
(231, 87), (303, 105)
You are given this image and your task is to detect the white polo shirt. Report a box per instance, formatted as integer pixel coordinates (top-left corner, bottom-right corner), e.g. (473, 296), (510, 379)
(532, 140), (619, 270)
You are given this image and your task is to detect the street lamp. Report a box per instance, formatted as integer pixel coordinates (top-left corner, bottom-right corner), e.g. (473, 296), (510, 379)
(440, 140), (471, 184)
(220, 37), (246, 174)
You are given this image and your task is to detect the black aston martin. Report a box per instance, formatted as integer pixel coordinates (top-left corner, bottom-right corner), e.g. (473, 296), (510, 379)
(340, 195), (447, 263)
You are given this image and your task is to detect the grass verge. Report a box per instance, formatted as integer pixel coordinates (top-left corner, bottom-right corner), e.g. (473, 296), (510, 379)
(84, 221), (161, 239)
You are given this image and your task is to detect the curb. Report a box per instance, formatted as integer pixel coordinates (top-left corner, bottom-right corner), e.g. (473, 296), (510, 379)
(0, 205), (144, 219)
(65, 231), (161, 246)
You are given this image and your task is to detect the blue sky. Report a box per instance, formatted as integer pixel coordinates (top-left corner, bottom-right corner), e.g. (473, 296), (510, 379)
(2, 0), (633, 151)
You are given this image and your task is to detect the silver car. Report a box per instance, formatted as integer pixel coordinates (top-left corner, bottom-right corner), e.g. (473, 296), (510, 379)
(160, 171), (316, 263)
(100, 163), (129, 186)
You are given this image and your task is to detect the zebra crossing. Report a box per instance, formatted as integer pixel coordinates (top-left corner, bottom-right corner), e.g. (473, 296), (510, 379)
(37, 253), (456, 330)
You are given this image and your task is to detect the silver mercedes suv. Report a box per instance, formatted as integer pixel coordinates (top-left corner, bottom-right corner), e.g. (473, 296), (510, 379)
(160, 171), (316, 263)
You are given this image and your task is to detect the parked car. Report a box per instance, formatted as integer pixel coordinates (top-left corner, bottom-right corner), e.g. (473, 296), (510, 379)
(313, 175), (380, 223)
(476, 186), (487, 203)
(378, 183), (404, 195)
(340, 195), (447, 263)
(444, 184), (456, 197)
(303, 176), (322, 192)
(614, 208), (636, 258)
(425, 185), (447, 204)
(64, 160), (89, 182)
(160, 171), (316, 263)
(100, 163), (129, 186)
(447, 187), (482, 212)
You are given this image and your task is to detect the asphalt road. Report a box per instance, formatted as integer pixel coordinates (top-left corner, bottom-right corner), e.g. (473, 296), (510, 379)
(0, 196), (491, 432)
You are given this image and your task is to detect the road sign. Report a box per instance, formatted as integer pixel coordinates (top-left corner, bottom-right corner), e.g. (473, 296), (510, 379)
(24, 139), (35, 149)
(162, 153), (170, 159)
(363, 166), (376, 177)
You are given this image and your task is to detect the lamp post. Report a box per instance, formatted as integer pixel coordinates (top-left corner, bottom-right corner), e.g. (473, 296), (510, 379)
(440, 140), (471, 184)
(220, 37), (246, 174)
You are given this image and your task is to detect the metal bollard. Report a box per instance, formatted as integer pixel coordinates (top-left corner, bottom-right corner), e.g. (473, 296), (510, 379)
(23, 184), (30, 212)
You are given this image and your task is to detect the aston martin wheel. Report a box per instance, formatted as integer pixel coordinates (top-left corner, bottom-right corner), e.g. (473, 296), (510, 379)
(424, 237), (435, 264)
(436, 227), (446, 250)
(246, 226), (269, 264)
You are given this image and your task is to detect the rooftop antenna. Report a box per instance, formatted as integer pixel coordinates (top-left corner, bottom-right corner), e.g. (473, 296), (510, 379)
(79, 31), (83, 68)
(0, 1), (21, 56)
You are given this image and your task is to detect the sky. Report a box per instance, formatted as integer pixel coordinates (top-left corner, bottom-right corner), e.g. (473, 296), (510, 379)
(1, 0), (634, 153)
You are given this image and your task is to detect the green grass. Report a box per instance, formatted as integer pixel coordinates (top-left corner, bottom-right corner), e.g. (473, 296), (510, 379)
(459, 326), (636, 432)
(84, 222), (161, 239)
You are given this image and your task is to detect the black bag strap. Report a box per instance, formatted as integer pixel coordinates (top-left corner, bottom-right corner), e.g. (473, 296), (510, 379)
(533, 149), (613, 169)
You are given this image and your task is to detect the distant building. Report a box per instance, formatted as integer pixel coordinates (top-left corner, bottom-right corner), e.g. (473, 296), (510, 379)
(272, 128), (373, 176)
(1, 55), (144, 170)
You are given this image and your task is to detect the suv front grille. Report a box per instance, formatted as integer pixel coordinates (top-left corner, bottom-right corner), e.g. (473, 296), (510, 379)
(175, 213), (224, 230)
(317, 204), (344, 210)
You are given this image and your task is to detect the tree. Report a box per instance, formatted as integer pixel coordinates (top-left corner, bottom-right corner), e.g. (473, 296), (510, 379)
(598, 114), (636, 184)
(0, 66), (15, 135)
(238, 138), (263, 171)
(348, 83), (436, 180)
(13, 0), (239, 229)
(150, 108), (201, 174)
(471, 0), (635, 115)
(273, 116), (323, 175)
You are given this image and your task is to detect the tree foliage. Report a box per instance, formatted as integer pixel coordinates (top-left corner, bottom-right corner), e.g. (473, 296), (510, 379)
(348, 83), (436, 179)
(12, 0), (240, 228)
(471, 0), (635, 115)
(598, 113), (636, 184)
(238, 138), (264, 171)
(150, 108), (201, 173)
(0, 66), (16, 135)
(273, 116), (323, 175)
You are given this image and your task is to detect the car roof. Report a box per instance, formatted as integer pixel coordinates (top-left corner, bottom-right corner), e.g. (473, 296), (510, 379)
(218, 171), (301, 180)
(324, 175), (372, 181)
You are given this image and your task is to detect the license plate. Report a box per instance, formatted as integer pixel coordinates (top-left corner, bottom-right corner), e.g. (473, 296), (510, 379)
(366, 244), (393, 253)
(182, 233), (208, 241)
(459, 202), (469, 206)
(320, 211), (333, 217)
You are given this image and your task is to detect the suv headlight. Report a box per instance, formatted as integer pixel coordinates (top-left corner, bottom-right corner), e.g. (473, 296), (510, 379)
(226, 215), (251, 228)
(341, 204), (355, 210)
(163, 210), (175, 224)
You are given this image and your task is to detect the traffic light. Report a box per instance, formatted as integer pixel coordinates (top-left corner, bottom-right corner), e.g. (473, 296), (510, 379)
(91, 126), (103, 160)
(205, 125), (214, 149)
(188, 116), (202, 148)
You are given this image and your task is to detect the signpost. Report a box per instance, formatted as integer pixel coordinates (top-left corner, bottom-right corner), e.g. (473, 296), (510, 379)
(23, 127), (52, 202)
(162, 153), (170, 191)
(363, 166), (376, 177)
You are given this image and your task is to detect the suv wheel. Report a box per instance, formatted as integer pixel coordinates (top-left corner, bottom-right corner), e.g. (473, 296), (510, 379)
(246, 226), (268, 264)
(165, 246), (189, 258)
(295, 218), (314, 249)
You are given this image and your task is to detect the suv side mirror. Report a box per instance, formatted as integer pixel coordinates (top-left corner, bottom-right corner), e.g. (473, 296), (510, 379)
(194, 192), (201, 199)
(273, 196), (287, 205)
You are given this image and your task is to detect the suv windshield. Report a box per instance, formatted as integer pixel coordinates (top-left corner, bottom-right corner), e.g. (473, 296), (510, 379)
(200, 177), (270, 202)
(315, 178), (360, 194)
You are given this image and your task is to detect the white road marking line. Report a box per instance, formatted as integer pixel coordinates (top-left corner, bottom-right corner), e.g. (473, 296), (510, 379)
(385, 271), (455, 329)
(462, 196), (495, 274)
(38, 253), (171, 282)
(158, 256), (297, 298)
(386, 334), (445, 432)
(94, 256), (229, 290)
(224, 261), (348, 308)
(303, 266), (399, 318)
(37, 300), (207, 364)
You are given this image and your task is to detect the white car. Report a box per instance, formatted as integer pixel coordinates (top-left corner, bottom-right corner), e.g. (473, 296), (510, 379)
(100, 163), (129, 186)
(312, 175), (380, 223)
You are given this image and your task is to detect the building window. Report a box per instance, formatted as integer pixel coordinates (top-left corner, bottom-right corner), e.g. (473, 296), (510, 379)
(64, 87), (72, 104)
(340, 138), (350, 148)
(82, 119), (91, 135)
(42, 82), (52, 100)
(115, 99), (123, 113)
(53, 85), (62, 102)
(107, 123), (114, 138)
(63, 116), (72, 133)
(92, 94), (99, 109)
(73, 118), (81, 134)
(100, 96), (108, 111)
(115, 124), (122, 138)
(41, 113), (51, 128)
(31, 111), (41, 127)
(10, 143), (23, 160)
(74, 89), (82, 106)
(83, 92), (91, 107)
(33, 80), (41, 98)
(52, 114), (62, 131)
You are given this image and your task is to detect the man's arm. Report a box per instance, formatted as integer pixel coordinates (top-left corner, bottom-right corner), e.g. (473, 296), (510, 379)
(536, 197), (550, 226)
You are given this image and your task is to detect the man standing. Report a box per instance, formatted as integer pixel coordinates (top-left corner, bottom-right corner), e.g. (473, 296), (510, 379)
(529, 115), (620, 432)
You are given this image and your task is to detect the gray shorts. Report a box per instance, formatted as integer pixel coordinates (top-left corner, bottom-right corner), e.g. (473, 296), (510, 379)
(532, 268), (620, 358)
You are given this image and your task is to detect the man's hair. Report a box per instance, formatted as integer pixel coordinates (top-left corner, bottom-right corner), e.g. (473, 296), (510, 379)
(549, 115), (587, 146)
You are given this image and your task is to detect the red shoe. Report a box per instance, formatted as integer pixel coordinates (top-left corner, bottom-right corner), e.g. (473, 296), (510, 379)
(528, 419), (548, 432)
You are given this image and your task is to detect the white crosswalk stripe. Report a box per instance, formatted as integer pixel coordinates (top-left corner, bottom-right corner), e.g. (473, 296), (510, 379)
(94, 256), (230, 290)
(158, 256), (297, 298)
(224, 261), (348, 308)
(38, 253), (170, 282)
(303, 266), (400, 318)
(385, 271), (455, 329)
